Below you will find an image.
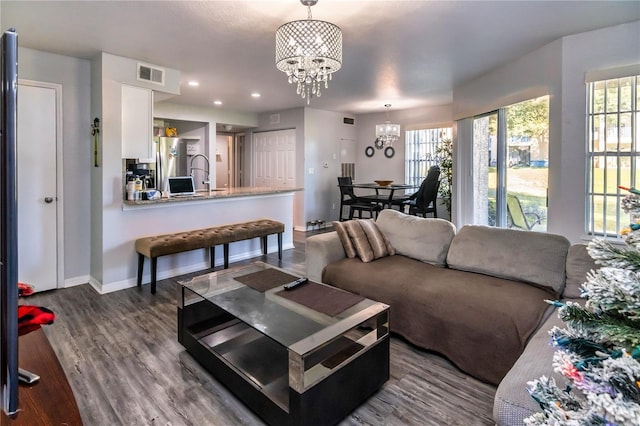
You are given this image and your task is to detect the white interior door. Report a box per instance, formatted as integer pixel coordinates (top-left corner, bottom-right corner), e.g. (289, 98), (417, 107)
(253, 129), (295, 187)
(275, 130), (296, 187)
(17, 82), (60, 292)
(253, 132), (274, 186)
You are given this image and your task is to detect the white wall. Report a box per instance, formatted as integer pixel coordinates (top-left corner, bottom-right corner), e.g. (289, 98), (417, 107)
(253, 108), (306, 228)
(354, 105), (453, 184)
(19, 47), (92, 285)
(90, 53), (103, 283)
(304, 108), (357, 225)
(452, 20), (640, 243)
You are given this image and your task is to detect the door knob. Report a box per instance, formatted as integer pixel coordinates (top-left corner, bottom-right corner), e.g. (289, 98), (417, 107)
(44, 197), (54, 204)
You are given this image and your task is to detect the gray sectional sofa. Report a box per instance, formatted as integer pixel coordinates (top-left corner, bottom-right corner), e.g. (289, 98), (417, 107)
(306, 209), (597, 424)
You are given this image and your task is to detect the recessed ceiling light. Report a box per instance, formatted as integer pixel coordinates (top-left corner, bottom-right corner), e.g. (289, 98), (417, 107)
(251, 92), (261, 98)
(188, 81), (199, 87)
(213, 100), (222, 105)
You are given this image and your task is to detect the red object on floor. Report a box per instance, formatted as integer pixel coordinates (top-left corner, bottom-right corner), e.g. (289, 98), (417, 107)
(17, 305), (55, 336)
(18, 282), (35, 297)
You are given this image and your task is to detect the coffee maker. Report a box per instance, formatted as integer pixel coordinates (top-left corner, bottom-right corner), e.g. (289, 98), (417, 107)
(126, 162), (155, 189)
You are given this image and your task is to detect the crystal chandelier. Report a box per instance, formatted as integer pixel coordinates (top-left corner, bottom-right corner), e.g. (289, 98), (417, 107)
(375, 104), (401, 147)
(275, 0), (342, 104)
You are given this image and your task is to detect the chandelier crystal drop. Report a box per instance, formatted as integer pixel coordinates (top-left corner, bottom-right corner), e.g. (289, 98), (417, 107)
(375, 104), (401, 146)
(275, 0), (342, 104)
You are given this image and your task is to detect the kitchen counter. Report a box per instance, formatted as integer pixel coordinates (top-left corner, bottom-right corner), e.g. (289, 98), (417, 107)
(104, 187), (298, 294)
(123, 186), (303, 209)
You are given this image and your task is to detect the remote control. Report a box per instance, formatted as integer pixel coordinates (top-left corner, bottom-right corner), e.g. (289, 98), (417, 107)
(284, 277), (308, 290)
(18, 368), (40, 384)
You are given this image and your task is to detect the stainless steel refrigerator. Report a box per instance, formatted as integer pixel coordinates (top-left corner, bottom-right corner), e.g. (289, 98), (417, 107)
(155, 137), (187, 193)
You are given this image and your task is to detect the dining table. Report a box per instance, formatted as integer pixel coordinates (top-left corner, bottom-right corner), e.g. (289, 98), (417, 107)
(347, 182), (418, 209)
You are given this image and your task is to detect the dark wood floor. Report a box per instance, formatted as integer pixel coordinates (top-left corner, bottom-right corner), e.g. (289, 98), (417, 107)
(27, 230), (496, 425)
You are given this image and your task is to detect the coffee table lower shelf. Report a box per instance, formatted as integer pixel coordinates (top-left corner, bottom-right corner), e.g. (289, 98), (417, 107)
(178, 300), (390, 426)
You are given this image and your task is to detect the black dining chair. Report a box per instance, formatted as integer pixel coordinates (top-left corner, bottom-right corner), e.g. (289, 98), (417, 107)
(338, 177), (381, 220)
(408, 179), (440, 217)
(338, 177), (356, 220)
(392, 166), (440, 213)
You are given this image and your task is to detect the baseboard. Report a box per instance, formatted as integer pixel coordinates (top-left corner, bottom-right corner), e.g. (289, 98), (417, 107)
(295, 223), (334, 232)
(95, 243), (295, 294)
(63, 275), (90, 288)
(88, 275), (103, 294)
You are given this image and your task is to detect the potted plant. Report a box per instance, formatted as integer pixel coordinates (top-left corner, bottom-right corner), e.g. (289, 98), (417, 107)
(434, 137), (452, 216)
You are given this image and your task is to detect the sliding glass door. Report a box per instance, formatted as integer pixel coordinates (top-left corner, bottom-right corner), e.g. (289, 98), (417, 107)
(472, 97), (549, 231)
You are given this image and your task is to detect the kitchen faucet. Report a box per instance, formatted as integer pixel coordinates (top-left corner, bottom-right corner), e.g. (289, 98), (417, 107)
(189, 154), (210, 191)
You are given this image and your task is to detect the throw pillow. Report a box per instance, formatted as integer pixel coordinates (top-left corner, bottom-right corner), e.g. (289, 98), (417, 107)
(334, 219), (395, 263)
(343, 220), (375, 262)
(358, 219), (396, 258)
(332, 221), (357, 258)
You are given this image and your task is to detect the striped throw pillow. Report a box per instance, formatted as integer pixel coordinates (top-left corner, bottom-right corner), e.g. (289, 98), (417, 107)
(333, 219), (394, 263)
(333, 221), (357, 258)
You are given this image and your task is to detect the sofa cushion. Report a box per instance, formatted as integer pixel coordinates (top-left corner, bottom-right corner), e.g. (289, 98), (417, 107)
(375, 209), (456, 266)
(564, 243), (598, 299)
(446, 225), (570, 296)
(322, 254), (554, 385)
(494, 301), (581, 425)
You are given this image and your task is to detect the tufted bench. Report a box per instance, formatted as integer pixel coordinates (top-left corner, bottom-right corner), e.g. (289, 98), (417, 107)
(135, 219), (285, 294)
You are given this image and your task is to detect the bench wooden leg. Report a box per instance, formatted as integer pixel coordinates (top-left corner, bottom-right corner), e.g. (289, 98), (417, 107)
(210, 246), (215, 268)
(277, 232), (282, 260)
(262, 236), (268, 255)
(223, 244), (229, 269)
(151, 257), (157, 295)
(137, 254), (144, 288)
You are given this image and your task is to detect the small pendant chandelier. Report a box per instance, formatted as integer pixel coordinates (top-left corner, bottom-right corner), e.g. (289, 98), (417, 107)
(275, 0), (342, 104)
(375, 104), (401, 147)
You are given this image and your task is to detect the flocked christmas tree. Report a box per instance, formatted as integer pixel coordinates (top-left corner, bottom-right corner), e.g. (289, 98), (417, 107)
(525, 188), (640, 426)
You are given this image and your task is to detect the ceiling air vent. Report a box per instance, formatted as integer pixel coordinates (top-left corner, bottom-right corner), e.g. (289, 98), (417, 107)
(343, 117), (355, 125)
(137, 63), (165, 85)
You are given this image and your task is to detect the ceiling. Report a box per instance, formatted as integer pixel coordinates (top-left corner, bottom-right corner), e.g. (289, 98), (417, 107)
(2, 1), (639, 115)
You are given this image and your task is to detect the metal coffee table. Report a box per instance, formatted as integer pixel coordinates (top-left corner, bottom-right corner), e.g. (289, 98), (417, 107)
(177, 262), (390, 425)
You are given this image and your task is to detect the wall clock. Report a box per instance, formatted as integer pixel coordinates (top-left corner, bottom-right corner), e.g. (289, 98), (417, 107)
(384, 146), (395, 158)
(365, 146), (375, 157)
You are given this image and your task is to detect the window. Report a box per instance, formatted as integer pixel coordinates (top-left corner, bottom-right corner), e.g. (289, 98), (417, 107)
(472, 96), (549, 231)
(587, 75), (640, 236)
(405, 127), (452, 187)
